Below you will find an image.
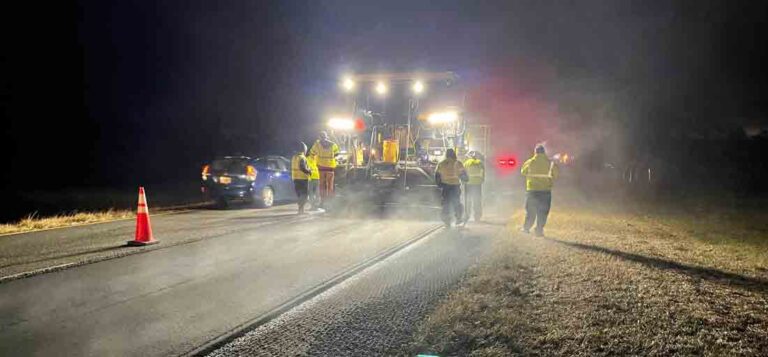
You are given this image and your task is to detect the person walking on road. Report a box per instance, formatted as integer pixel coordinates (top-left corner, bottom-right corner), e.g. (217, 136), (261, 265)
(306, 149), (321, 211)
(520, 144), (559, 237)
(291, 142), (312, 214)
(309, 131), (340, 209)
(463, 151), (485, 222)
(435, 148), (468, 227)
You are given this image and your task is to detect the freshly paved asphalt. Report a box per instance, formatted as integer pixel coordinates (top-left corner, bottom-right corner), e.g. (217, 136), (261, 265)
(208, 222), (500, 356)
(0, 205), (443, 356)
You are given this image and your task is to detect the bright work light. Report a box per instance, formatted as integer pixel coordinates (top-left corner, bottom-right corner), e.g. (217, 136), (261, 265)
(328, 117), (355, 130)
(427, 111), (458, 125)
(412, 81), (424, 94)
(375, 82), (388, 96)
(341, 77), (355, 92)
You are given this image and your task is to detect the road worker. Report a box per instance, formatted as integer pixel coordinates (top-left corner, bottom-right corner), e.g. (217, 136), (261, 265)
(291, 142), (312, 214)
(309, 131), (340, 209)
(306, 148), (321, 211)
(435, 148), (468, 227)
(463, 150), (485, 221)
(355, 143), (365, 166)
(520, 144), (559, 237)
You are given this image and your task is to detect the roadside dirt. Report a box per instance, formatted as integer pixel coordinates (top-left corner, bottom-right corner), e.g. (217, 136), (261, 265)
(409, 201), (768, 356)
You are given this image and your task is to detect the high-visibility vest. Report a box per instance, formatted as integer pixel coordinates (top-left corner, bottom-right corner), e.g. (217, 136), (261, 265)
(463, 158), (485, 185)
(436, 158), (465, 186)
(310, 140), (339, 168)
(520, 153), (558, 191)
(355, 147), (365, 166)
(307, 155), (320, 180)
(291, 153), (309, 180)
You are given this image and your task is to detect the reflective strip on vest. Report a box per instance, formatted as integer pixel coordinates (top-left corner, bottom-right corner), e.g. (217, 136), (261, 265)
(525, 162), (555, 178)
(464, 159), (484, 184)
(314, 141), (338, 168)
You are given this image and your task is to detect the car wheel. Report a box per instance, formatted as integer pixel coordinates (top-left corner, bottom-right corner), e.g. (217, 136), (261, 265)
(215, 197), (229, 209)
(256, 186), (274, 208)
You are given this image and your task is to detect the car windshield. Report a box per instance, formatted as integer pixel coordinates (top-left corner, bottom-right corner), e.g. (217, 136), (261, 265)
(252, 158), (269, 169)
(211, 158), (249, 174)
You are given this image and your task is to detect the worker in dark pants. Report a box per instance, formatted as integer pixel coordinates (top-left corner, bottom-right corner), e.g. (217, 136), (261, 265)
(291, 142), (312, 214)
(306, 150), (321, 211)
(520, 144), (559, 237)
(435, 148), (468, 227)
(463, 151), (485, 222)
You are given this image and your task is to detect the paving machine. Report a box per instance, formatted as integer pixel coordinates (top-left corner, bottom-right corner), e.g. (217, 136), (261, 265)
(324, 72), (490, 206)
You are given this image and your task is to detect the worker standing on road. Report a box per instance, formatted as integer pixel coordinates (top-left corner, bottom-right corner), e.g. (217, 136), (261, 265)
(463, 151), (485, 222)
(520, 144), (559, 237)
(435, 148), (468, 227)
(309, 131), (340, 209)
(306, 148), (321, 211)
(291, 142), (312, 214)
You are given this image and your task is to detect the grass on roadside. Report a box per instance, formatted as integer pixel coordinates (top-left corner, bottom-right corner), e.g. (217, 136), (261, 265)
(0, 209), (135, 236)
(409, 202), (768, 356)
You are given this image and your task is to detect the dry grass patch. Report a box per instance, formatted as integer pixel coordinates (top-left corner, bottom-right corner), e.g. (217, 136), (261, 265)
(409, 205), (768, 356)
(0, 209), (135, 236)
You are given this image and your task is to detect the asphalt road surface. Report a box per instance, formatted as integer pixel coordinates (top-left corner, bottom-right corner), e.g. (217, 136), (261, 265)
(0, 204), (460, 356)
(208, 221), (499, 356)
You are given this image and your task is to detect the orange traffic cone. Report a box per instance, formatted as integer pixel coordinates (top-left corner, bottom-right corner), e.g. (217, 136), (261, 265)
(127, 187), (158, 246)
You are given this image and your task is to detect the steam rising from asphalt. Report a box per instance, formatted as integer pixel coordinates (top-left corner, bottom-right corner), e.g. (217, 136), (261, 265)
(467, 65), (626, 165)
(464, 64), (629, 198)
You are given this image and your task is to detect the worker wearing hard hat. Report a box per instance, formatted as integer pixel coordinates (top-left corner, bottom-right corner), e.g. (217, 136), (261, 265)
(306, 148), (321, 211)
(435, 148), (468, 227)
(463, 151), (485, 221)
(309, 131), (340, 209)
(291, 142), (313, 214)
(520, 144), (559, 237)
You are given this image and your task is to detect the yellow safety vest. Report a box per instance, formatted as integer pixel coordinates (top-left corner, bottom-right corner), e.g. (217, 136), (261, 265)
(310, 140), (339, 168)
(436, 158), (465, 186)
(355, 147), (365, 166)
(520, 153), (558, 191)
(307, 155), (320, 180)
(463, 158), (484, 185)
(291, 154), (309, 180)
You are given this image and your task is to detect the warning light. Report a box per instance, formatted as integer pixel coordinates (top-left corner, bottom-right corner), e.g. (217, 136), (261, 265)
(354, 118), (366, 132)
(497, 157), (517, 168)
(496, 155), (518, 175)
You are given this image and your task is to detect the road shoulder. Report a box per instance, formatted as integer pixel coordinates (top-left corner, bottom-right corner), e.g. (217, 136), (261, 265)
(0, 206), (313, 282)
(408, 207), (768, 355)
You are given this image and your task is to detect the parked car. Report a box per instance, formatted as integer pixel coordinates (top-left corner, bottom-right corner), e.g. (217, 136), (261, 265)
(201, 155), (295, 208)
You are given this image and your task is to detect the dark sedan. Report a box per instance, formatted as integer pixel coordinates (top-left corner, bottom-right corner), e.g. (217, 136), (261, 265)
(201, 155), (296, 208)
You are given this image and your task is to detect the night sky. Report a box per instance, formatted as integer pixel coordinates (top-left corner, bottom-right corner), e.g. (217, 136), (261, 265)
(2, 0), (767, 189)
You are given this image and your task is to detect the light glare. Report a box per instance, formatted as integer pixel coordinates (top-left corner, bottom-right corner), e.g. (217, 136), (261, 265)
(427, 111), (459, 125)
(341, 77), (355, 92)
(412, 81), (424, 94)
(375, 82), (388, 95)
(328, 117), (355, 130)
